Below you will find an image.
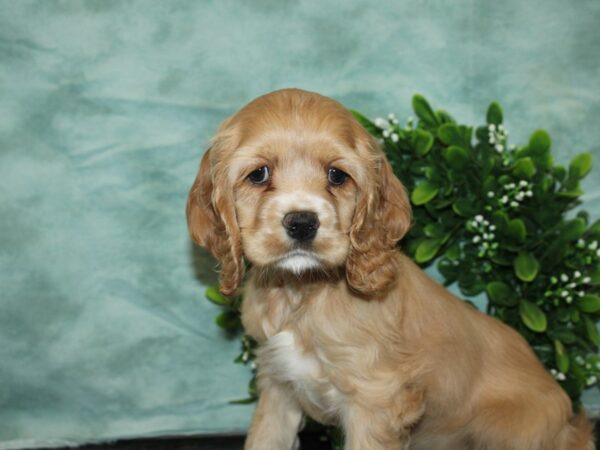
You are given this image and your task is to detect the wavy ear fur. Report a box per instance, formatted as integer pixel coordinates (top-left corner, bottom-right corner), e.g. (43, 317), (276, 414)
(346, 135), (412, 298)
(186, 147), (244, 296)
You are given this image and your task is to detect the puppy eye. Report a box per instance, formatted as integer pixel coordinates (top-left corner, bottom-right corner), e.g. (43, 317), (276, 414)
(328, 167), (348, 186)
(247, 166), (270, 184)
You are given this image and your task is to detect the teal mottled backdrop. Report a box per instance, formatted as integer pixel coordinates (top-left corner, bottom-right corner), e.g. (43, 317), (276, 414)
(0, 0), (599, 448)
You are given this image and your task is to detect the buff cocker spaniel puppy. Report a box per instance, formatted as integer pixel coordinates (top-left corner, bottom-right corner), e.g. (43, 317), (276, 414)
(186, 89), (594, 450)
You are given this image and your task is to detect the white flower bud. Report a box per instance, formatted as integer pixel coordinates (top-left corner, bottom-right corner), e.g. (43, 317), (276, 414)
(526, 190), (533, 197)
(561, 290), (569, 298)
(510, 201), (519, 208)
(557, 373), (566, 381)
(519, 180), (528, 187)
(583, 277), (591, 284)
(495, 144), (504, 152)
(589, 241), (598, 250)
(489, 225), (496, 231)
(488, 124), (496, 131)
(574, 271), (582, 278)
(472, 236), (481, 243)
(487, 191), (495, 198)
(475, 215), (484, 222)
(501, 196), (509, 204)
(560, 274), (569, 282)
(382, 130), (390, 138)
(374, 117), (387, 129)
(391, 133), (399, 143)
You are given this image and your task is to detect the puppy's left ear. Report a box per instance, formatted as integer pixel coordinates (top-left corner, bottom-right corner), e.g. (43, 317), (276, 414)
(186, 147), (244, 296)
(346, 136), (412, 298)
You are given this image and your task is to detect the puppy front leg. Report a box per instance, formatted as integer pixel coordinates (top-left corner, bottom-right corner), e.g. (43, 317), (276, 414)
(245, 379), (303, 450)
(343, 406), (410, 450)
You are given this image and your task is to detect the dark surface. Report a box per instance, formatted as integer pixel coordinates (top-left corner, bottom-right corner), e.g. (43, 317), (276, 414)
(44, 433), (332, 450)
(26, 423), (600, 449)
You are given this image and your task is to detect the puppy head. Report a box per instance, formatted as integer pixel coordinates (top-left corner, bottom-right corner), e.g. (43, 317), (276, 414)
(187, 89), (411, 297)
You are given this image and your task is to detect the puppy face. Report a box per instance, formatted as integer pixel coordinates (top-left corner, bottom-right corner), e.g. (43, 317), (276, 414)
(230, 126), (363, 273)
(187, 89), (411, 296)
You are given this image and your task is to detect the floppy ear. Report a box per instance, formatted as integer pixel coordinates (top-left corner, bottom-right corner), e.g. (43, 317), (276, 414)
(186, 148), (244, 296)
(346, 137), (412, 298)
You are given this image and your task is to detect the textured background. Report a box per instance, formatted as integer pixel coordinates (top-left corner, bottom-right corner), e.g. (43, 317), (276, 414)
(1, 0), (599, 448)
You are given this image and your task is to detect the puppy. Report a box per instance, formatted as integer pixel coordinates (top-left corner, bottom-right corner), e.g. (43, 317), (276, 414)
(187, 88), (594, 450)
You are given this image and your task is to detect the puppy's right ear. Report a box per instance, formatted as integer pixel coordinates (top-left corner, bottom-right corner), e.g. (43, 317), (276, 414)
(186, 148), (244, 296)
(187, 149), (219, 249)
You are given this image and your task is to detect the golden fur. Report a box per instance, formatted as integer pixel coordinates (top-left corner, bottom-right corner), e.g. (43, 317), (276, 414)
(187, 88), (594, 450)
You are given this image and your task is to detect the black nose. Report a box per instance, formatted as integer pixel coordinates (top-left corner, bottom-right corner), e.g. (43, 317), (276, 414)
(282, 211), (320, 242)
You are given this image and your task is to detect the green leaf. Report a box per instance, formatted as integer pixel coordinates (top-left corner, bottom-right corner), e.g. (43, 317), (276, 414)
(415, 238), (443, 263)
(557, 188), (584, 198)
(529, 129), (551, 153)
(412, 95), (439, 126)
(569, 152), (593, 179)
(437, 123), (461, 145)
(514, 252), (539, 282)
(552, 330), (577, 344)
(554, 340), (570, 373)
(205, 286), (231, 306)
(445, 242), (461, 261)
(229, 397), (257, 405)
(350, 110), (379, 135)
(578, 295), (600, 313)
(584, 315), (600, 345)
(436, 109), (455, 124)
(486, 102), (503, 125)
(424, 223), (445, 238)
(486, 281), (517, 306)
(215, 310), (240, 330)
(590, 219), (600, 237)
(453, 198), (478, 217)
(411, 180), (439, 205)
(561, 218), (587, 242)
(519, 300), (547, 332)
(492, 210), (509, 231)
(444, 146), (470, 170)
(507, 219), (526, 243)
(412, 129), (434, 156)
(437, 258), (459, 281)
(512, 157), (537, 179)
(553, 165), (567, 182)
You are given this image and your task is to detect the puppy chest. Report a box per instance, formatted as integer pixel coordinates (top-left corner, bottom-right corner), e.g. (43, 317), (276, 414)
(259, 331), (344, 418)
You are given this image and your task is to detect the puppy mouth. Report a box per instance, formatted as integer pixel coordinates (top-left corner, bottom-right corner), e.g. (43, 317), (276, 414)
(275, 249), (323, 274)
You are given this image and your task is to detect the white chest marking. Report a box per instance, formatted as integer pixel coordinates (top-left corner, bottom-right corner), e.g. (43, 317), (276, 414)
(260, 331), (344, 417)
